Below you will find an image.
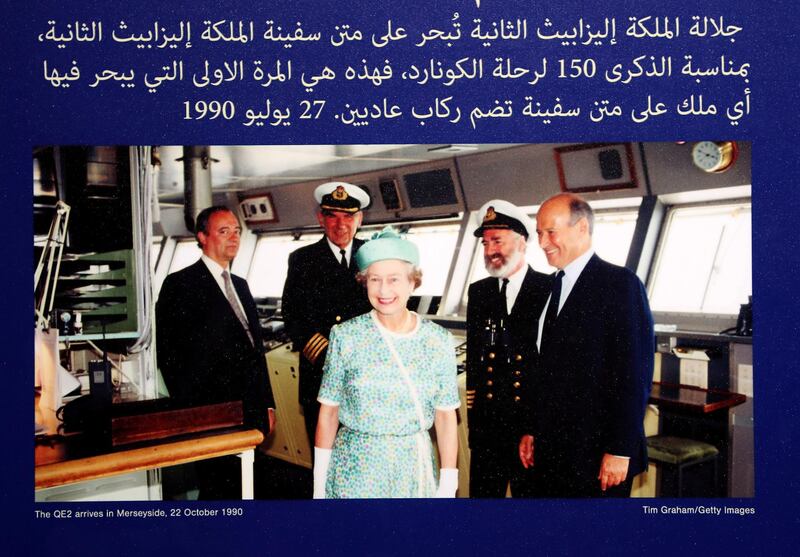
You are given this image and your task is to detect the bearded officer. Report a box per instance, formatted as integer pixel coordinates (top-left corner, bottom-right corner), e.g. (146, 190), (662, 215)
(281, 182), (372, 465)
(466, 200), (550, 497)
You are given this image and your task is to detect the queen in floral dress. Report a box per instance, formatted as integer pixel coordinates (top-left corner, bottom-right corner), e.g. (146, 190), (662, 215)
(313, 227), (460, 498)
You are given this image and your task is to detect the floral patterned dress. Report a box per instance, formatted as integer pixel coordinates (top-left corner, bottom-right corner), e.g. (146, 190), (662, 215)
(317, 311), (461, 498)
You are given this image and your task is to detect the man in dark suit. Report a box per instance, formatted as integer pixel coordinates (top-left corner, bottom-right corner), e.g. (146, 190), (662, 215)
(519, 193), (654, 497)
(156, 206), (275, 500)
(466, 200), (550, 497)
(281, 182), (372, 455)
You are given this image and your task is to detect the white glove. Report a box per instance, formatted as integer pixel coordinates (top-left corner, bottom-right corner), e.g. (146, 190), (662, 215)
(435, 468), (458, 498)
(313, 447), (332, 499)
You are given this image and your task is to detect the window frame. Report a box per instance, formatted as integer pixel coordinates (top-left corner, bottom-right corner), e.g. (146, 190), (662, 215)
(646, 197), (752, 331)
(166, 237), (203, 274)
(247, 217), (464, 300)
(246, 230), (321, 299)
(459, 205), (642, 314)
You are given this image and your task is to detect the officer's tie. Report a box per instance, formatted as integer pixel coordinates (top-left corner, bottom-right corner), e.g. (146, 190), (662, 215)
(540, 270), (564, 354)
(339, 248), (348, 269)
(222, 270), (254, 346)
(499, 278), (510, 319)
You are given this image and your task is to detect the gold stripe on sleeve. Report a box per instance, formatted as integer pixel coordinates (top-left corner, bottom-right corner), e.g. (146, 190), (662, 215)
(307, 338), (330, 365)
(302, 333), (326, 360)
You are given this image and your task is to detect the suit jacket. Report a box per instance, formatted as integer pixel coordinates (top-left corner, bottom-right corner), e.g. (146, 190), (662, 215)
(156, 260), (274, 434)
(527, 254), (654, 488)
(466, 266), (550, 448)
(281, 237), (371, 407)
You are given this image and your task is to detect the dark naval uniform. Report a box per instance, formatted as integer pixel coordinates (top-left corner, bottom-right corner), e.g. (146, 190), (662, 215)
(282, 237), (371, 447)
(466, 266), (550, 497)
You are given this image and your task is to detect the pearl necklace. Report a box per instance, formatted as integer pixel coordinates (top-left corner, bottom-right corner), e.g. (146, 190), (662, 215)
(380, 309), (413, 334)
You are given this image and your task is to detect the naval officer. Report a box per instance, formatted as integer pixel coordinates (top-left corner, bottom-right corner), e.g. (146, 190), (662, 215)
(281, 182), (372, 462)
(466, 200), (550, 497)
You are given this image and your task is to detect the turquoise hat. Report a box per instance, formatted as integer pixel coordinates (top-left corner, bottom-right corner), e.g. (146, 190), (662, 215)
(355, 226), (420, 270)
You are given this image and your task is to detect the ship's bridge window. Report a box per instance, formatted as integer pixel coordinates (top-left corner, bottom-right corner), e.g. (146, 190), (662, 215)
(151, 236), (163, 273)
(648, 201), (751, 314)
(248, 221), (462, 299)
(468, 208), (640, 282)
(248, 233), (318, 298)
(168, 239), (202, 273)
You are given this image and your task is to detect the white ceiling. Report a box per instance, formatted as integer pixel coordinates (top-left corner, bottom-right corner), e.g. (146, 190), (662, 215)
(156, 144), (518, 202)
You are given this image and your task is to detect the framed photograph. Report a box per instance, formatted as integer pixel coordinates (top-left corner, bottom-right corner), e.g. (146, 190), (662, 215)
(554, 142), (639, 193)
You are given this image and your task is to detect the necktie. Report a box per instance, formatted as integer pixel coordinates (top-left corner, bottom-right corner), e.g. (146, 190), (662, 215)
(540, 270), (564, 354)
(339, 249), (348, 269)
(499, 278), (510, 319)
(222, 270), (254, 346)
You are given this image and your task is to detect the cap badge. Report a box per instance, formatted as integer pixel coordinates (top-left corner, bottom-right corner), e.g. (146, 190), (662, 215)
(332, 185), (348, 200)
(485, 207), (497, 222)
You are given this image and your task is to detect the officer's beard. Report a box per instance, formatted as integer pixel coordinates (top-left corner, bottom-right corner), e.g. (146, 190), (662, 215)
(484, 248), (524, 278)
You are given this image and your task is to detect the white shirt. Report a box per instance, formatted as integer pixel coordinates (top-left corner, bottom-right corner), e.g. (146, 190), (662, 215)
(536, 248), (595, 351)
(201, 254), (247, 318)
(326, 238), (353, 266)
(498, 263), (528, 315)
